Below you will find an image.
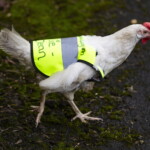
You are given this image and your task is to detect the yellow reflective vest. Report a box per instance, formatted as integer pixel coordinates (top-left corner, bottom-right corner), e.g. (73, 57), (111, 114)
(31, 36), (105, 79)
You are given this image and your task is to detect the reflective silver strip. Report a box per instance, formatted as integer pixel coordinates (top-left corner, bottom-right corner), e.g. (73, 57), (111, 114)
(61, 37), (78, 68)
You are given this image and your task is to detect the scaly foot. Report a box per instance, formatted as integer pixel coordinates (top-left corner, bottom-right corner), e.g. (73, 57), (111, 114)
(71, 111), (103, 123)
(30, 105), (41, 127)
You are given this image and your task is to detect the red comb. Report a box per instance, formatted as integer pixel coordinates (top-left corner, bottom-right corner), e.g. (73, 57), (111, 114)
(142, 22), (150, 44)
(143, 22), (150, 30)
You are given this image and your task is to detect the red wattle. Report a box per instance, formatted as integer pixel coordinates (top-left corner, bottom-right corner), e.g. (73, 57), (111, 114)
(142, 22), (150, 44)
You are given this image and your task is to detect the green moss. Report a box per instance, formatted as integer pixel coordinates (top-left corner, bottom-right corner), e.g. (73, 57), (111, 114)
(54, 142), (75, 150)
(109, 114), (123, 120)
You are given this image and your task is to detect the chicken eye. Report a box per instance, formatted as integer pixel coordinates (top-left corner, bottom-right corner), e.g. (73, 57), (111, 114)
(143, 31), (148, 34)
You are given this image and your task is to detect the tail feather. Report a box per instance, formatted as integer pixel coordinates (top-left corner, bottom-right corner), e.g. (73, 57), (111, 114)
(0, 28), (31, 68)
(11, 25), (21, 36)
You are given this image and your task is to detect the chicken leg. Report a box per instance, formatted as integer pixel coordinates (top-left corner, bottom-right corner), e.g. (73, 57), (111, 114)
(64, 92), (103, 123)
(31, 91), (48, 127)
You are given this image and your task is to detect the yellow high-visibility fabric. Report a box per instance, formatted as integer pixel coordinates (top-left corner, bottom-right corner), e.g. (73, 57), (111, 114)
(32, 39), (64, 76)
(32, 37), (105, 79)
(77, 36), (96, 65)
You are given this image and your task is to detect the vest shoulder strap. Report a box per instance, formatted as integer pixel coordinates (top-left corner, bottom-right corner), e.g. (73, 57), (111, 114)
(77, 60), (105, 82)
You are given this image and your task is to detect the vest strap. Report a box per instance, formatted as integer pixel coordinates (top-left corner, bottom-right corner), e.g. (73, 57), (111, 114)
(77, 60), (105, 81)
(93, 65), (105, 78)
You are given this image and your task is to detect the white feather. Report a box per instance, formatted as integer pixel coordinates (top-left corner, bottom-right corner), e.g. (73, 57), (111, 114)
(0, 28), (31, 68)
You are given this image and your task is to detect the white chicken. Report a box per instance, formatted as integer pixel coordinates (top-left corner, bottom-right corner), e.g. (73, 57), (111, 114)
(0, 22), (150, 127)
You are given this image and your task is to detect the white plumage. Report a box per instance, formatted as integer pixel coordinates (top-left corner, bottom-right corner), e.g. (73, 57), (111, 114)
(1, 23), (150, 126)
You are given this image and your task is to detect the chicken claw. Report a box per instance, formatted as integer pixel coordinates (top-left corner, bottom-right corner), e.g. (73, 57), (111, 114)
(71, 111), (103, 123)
